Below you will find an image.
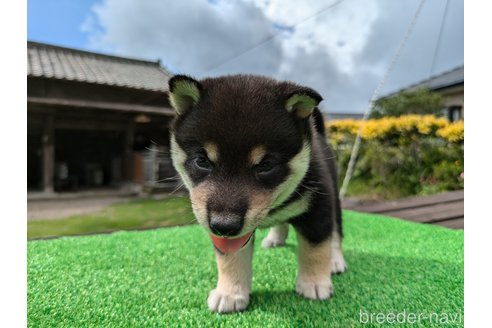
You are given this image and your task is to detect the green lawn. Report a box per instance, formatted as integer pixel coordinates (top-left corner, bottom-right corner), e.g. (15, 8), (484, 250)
(28, 211), (464, 327)
(28, 197), (195, 239)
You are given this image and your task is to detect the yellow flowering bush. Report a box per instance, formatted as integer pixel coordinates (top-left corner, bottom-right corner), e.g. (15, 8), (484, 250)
(325, 115), (462, 142)
(436, 121), (464, 142)
(326, 115), (464, 198)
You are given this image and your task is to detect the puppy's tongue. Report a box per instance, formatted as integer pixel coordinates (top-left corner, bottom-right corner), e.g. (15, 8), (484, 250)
(210, 232), (253, 254)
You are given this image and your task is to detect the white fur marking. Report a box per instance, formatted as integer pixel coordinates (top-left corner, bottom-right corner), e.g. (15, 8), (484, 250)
(271, 142), (311, 209)
(259, 191), (312, 228)
(295, 232), (333, 300)
(208, 237), (253, 313)
(331, 232), (347, 274)
(170, 135), (193, 190)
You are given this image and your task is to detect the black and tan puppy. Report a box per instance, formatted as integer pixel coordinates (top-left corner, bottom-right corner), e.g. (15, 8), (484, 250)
(168, 74), (347, 313)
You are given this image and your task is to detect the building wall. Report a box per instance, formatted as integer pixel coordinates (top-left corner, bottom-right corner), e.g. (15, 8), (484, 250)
(435, 84), (464, 121)
(27, 77), (176, 193)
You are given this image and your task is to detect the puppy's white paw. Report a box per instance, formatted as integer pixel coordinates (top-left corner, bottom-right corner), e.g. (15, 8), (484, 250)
(296, 278), (333, 300)
(331, 253), (347, 274)
(261, 236), (286, 248)
(207, 288), (250, 313)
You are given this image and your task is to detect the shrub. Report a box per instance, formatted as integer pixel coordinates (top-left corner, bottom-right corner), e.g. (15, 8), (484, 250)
(326, 115), (464, 199)
(370, 88), (445, 118)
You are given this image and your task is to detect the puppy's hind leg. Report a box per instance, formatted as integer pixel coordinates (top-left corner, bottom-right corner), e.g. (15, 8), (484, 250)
(261, 223), (289, 248)
(331, 231), (347, 274)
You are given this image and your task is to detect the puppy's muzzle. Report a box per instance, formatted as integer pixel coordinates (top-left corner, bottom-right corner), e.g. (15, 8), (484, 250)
(209, 213), (244, 237)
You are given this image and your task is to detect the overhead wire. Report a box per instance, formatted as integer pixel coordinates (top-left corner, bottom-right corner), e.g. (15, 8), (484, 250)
(429, 0), (450, 77)
(339, 0), (428, 199)
(201, 0), (345, 75)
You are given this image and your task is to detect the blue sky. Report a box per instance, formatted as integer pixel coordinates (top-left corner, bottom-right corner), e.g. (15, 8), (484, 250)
(27, 0), (464, 114)
(28, 0), (98, 49)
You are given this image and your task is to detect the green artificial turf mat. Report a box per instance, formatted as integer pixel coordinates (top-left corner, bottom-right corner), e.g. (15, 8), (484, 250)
(28, 211), (464, 327)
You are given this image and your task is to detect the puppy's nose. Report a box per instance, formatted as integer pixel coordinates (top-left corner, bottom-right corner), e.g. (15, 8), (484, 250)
(209, 214), (243, 237)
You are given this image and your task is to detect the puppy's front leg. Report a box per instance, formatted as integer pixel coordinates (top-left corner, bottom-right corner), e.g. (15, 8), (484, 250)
(295, 231), (333, 300)
(207, 236), (253, 313)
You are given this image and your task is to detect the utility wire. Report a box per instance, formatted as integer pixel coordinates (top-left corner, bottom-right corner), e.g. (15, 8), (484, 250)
(339, 0), (427, 199)
(202, 0), (345, 75)
(429, 0), (450, 77)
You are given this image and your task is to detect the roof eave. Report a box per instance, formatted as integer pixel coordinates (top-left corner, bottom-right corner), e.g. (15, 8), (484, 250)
(27, 74), (170, 93)
(28, 96), (175, 116)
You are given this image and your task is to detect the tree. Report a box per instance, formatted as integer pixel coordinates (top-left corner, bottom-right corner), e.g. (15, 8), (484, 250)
(370, 88), (445, 119)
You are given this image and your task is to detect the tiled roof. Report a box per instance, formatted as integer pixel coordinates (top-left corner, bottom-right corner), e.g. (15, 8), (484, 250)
(383, 65), (464, 98)
(27, 41), (172, 92)
(405, 66), (464, 91)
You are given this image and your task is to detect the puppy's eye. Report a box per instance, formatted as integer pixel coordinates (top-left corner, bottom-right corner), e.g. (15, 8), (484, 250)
(255, 160), (275, 174)
(194, 156), (212, 171)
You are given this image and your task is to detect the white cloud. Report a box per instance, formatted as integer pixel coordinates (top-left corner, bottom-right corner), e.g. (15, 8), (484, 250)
(83, 0), (282, 75)
(81, 0), (463, 114)
(251, 0), (380, 74)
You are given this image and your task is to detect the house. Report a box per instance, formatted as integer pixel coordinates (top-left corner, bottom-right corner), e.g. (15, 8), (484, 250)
(27, 41), (178, 195)
(382, 66), (464, 121)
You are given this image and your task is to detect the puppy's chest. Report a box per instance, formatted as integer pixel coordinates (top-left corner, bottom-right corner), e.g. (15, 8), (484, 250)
(258, 191), (313, 228)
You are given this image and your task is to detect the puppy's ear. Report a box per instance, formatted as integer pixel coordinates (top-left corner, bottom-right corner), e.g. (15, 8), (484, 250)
(168, 75), (201, 115)
(285, 88), (323, 119)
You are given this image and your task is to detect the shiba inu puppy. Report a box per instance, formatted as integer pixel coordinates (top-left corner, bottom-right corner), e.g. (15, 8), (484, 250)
(168, 74), (346, 313)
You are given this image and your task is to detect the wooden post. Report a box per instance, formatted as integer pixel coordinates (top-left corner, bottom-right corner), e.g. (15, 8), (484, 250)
(124, 121), (135, 183)
(42, 114), (55, 193)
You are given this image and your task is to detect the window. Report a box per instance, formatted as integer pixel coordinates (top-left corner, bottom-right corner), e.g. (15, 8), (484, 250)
(447, 106), (462, 121)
